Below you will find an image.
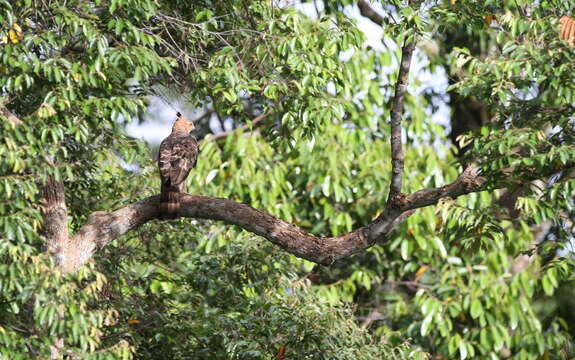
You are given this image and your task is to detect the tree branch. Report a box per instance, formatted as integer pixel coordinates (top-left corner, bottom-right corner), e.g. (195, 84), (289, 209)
(51, 161), (470, 272)
(59, 199), (159, 273)
(357, 1), (384, 26)
(57, 172), (457, 273)
(57, 194), (402, 272)
(0, 101), (24, 126)
(387, 37), (416, 204)
(38, 175), (69, 359)
(53, 161), (573, 273)
(40, 177), (69, 259)
(402, 165), (486, 210)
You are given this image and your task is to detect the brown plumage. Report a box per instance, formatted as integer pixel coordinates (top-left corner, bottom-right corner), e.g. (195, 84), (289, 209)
(158, 112), (198, 219)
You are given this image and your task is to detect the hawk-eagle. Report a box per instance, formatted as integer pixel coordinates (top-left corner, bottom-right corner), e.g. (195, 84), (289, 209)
(158, 112), (198, 219)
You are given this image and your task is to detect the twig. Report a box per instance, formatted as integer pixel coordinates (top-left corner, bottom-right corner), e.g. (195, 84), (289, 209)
(360, 308), (384, 328)
(385, 280), (432, 289)
(513, 0), (526, 18)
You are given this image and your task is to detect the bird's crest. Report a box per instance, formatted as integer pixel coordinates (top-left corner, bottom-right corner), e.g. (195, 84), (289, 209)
(172, 112), (194, 133)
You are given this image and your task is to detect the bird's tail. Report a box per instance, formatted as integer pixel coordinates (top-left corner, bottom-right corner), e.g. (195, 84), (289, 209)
(159, 184), (180, 220)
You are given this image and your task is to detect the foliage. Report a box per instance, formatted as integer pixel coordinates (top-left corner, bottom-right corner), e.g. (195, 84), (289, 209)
(1, 0), (575, 359)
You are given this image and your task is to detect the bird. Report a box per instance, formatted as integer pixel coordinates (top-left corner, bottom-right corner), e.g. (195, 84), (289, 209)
(158, 112), (198, 219)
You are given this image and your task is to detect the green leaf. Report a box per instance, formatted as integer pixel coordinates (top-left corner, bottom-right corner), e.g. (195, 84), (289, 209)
(470, 299), (483, 319)
(421, 315), (433, 336)
(459, 340), (468, 360)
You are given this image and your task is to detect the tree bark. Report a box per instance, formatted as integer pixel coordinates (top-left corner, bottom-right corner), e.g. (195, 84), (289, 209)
(40, 177), (69, 261)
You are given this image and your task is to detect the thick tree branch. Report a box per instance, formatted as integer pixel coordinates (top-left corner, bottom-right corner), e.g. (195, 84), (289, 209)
(0, 101), (23, 126)
(39, 176), (69, 359)
(58, 194), (402, 272)
(4, 102), (70, 358)
(57, 166), (476, 273)
(357, 1), (384, 26)
(387, 38), (416, 204)
(59, 198), (160, 272)
(53, 161), (574, 273)
(40, 177), (69, 257)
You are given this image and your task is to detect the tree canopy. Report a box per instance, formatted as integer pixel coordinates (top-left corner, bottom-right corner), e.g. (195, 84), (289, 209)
(1, 0), (574, 359)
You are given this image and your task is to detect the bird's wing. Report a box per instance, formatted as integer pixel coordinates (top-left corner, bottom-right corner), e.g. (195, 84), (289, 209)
(158, 135), (198, 186)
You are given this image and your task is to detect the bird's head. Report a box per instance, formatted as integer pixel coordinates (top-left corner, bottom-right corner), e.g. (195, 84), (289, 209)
(172, 111), (195, 133)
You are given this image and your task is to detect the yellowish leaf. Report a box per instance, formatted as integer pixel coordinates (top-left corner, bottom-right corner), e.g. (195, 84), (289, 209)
(96, 71), (107, 80)
(37, 103), (56, 118)
(127, 319), (140, 324)
(8, 23), (24, 44)
(414, 265), (428, 281)
(8, 30), (20, 44)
